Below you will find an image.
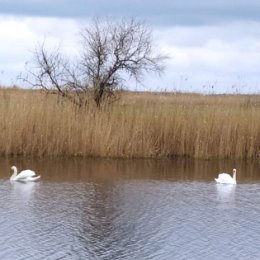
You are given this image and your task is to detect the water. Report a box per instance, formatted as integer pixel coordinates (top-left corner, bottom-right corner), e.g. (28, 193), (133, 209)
(0, 158), (259, 260)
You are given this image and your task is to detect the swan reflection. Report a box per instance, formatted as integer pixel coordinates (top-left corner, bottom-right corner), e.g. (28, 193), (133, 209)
(11, 181), (37, 201)
(216, 183), (236, 202)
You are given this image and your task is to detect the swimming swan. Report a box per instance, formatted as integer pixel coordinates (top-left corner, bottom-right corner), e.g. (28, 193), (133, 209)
(10, 166), (41, 182)
(215, 168), (236, 184)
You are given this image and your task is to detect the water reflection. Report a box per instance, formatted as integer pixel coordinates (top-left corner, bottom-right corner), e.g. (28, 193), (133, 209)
(0, 157), (259, 183)
(10, 181), (37, 201)
(215, 184), (236, 202)
(0, 158), (259, 259)
(79, 183), (123, 258)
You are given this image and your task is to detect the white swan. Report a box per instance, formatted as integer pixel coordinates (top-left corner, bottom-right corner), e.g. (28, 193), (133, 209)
(215, 168), (237, 184)
(10, 166), (41, 182)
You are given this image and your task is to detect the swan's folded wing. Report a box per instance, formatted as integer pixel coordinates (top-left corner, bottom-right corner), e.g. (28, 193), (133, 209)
(218, 173), (230, 178)
(217, 173), (233, 182)
(26, 175), (41, 181)
(16, 170), (36, 179)
(15, 175), (40, 182)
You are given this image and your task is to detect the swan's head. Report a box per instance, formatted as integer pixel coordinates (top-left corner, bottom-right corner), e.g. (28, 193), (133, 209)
(10, 166), (16, 172)
(233, 168), (236, 174)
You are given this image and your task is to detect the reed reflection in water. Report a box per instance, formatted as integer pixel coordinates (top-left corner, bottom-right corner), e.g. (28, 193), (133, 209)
(0, 158), (259, 260)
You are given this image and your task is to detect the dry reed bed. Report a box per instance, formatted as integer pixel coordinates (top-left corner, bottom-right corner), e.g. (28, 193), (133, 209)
(0, 88), (259, 159)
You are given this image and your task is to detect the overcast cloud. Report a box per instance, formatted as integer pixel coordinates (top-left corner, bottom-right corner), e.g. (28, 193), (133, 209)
(1, 0), (260, 25)
(0, 0), (259, 93)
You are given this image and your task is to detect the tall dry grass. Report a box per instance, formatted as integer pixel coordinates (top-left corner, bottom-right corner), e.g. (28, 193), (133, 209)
(0, 88), (259, 159)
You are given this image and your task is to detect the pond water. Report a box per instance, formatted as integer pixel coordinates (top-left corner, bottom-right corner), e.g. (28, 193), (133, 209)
(0, 158), (259, 260)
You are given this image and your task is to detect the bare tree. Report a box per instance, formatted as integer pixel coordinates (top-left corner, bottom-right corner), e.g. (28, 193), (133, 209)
(23, 44), (89, 107)
(24, 18), (167, 107)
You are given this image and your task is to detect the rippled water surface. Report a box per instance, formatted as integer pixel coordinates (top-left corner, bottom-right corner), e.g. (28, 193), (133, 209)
(0, 158), (259, 260)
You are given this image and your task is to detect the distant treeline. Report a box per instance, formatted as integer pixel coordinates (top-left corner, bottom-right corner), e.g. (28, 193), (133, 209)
(0, 88), (259, 159)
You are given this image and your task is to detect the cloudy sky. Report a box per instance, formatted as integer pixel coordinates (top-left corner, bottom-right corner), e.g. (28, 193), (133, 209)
(0, 0), (260, 93)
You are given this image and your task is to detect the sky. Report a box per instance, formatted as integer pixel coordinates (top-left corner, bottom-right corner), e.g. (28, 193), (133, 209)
(0, 0), (260, 94)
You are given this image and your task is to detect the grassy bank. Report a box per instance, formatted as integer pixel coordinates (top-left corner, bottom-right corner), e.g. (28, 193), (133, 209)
(0, 88), (259, 159)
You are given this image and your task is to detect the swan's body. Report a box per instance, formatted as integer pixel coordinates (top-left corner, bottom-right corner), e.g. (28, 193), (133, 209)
(10, 166), (40, 182)
(215, 168), (237, 184)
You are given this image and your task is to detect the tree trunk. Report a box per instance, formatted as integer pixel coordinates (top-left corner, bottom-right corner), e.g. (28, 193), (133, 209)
(94, 82), (105, 107)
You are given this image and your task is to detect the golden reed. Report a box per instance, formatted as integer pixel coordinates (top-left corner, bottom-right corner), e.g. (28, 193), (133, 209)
(0, 88), (259, 159)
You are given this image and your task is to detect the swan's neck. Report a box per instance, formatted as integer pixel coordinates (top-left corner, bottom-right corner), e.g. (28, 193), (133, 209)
(232, 171), (236, 181)
(10, 167), (17, 180)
